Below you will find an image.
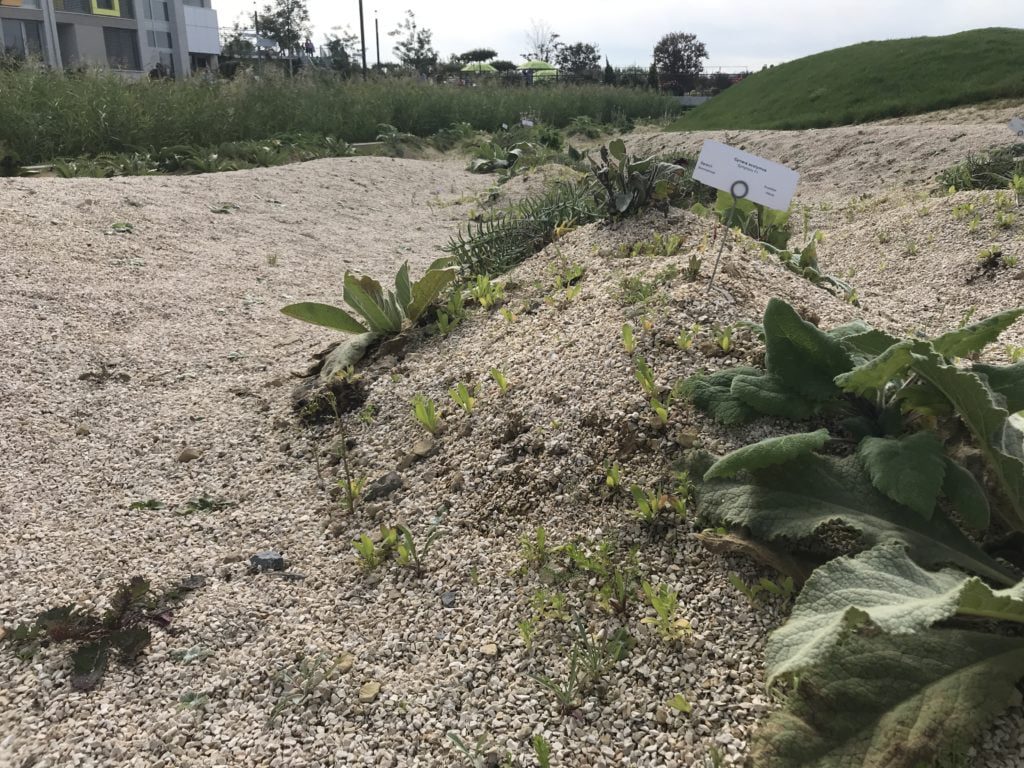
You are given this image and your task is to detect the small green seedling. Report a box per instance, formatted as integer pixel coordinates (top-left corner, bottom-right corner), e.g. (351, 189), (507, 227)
(448, 382), (478, 414)
(666, 693), (692, 714)
(604, 461), (622, 491)
(532, 733), (552, 768)
(499, 307), (517, 323)
(352, 526), (397, 570)
(650, 396), (670, 427)
(489, 368), (509, 394)
(469, 274), (505, 309)
(396, 525), (442, 573)
(411, 393), (441, 435)
(676, 323), (701, 351)
(629, 484), (663, 524)
(621, 323), (636, 354)
(634, 357), (656, 396)
(714, 324), (734, 353)
(640, 581), (692, 642)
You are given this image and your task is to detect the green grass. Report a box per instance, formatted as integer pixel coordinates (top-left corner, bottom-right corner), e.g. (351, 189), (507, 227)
(673, 28), (1024, 131)
(0, 68), (678, 165)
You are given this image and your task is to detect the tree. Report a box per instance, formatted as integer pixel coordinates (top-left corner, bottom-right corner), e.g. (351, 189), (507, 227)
(554, 42), (600, 80)
(648, 62), (659, 89)
(603, 56), (616, 85)
(459, 48), (496, 63)
(257, 0), (310, 56)
(327, 25), (360, 58)
(323, 34), (352, 74)
(221, 20), (255, 58)
(522, 19), (561, 62)
(652, 32), (708, 94)
(389, 10), (438, 74)
(491, 59), (517, 72)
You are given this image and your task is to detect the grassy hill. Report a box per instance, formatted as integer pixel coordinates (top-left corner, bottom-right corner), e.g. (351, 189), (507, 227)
(673, 27), (1024, 131)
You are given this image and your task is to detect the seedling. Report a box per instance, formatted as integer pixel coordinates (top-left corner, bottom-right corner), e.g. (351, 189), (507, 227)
(499, 307), (517, 323)
(604, 461), (622, 491)
(435, 311), (456, 335)
(396, 524), (442, 574)
(676, 323), (701, 351)
(448, 382), (478, 414)
(109, 222), (134, 234)
(129, 499), (165, 511)
(358, 403), (377, 425)
(640, 581), (692, 642)
(634, 357), (656, 396)
(520, 526), (554, 570)
(489, 367), (509, 394)
(621, 323), (636, 354)
(532, 734), (552, 768)
(714, 324), (734, 353)
(996, 211), (1016, 229)
(1007, 344), (1024, 363)
(268, 652), (348, 727)
(518, 618), (537, 650)
(629, 484), (664, 524)
(469, 274), (505, 309)
(650, 396), (670, 427)
(411, 393), (442, 435)
(728, 573), (796, 604)
(530, 588), (570, 623)
(666, 693), (692, 714)
(685, 252), (702, 281)
(352, 526), (397, 570)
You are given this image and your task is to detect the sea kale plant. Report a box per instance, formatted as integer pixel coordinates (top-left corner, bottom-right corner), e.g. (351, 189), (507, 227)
(681, 298), (1024, 766)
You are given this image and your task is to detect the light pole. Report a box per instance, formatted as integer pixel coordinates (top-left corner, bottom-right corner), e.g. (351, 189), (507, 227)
(358, 0), (367, 78)
(374, 11), (380, 67)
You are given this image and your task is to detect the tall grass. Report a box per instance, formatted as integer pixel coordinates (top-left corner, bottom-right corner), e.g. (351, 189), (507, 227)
(674, 27), (1024, 131)
(0, 68), (678, 164)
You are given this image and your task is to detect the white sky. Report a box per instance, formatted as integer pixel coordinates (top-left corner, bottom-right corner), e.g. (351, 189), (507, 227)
(214, 0), (1023, 71)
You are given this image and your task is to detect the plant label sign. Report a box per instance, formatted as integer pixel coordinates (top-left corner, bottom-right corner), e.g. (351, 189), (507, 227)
(1009, 117), (1024, 137)
(692, 140), (799, 210)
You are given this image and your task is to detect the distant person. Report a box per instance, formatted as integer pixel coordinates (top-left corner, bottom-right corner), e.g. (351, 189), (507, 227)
(304, 38), (315, 57)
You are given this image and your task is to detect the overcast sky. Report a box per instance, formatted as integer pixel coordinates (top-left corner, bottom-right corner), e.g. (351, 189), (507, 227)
(215, 0), (1022, 71)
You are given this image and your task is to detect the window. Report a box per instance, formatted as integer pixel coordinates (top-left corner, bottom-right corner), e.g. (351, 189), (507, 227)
(103, 26), (139, 69)
(0, 19), (43, 58)
(146, 30), (171, 48)
(91, 0), (119, 15)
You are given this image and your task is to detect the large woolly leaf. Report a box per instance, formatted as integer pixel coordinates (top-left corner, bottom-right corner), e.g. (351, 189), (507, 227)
(972, 361), (1024, 413)
(857, 432), (947, 518)
(932, 307), (1024, 359)
(943, 458), (990, 530)
(407, 267), (456, 323)
(676, 368), (760, 425)
(701, 453), (1016, 585)
(763, 298), (853, 400)
(754, 627), (1024, 768)
(731, 374), (819, 420)
(840, 328), (903, 359)
(834, 340), (914, 396)
(766, 545), (1024, 682)
(343, 273), (402, 333)
(704, 429), (830, 480)
(910, 345), (1024, 531)
(280, 302), (368, 334)
(826, 320), (874, 343)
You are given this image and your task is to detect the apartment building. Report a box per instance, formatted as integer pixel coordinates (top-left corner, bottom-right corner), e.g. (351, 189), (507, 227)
(0, 0), (221, 78)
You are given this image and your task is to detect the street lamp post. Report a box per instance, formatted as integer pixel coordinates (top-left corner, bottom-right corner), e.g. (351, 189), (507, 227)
(374, 12), (380, 67)
(358, 0), (367, 78)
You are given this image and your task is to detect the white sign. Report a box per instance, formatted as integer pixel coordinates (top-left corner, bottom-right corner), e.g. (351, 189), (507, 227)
(692, 140), (799, 210)
(1010, 117), (1024, 137)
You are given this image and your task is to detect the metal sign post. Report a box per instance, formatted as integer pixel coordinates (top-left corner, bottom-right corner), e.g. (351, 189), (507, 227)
(706, 180), (748, 291)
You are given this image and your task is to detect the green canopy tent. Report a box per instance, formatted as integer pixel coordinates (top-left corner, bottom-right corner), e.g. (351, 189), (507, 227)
(518, 59), (555, 71)
(460, 62), (497, 74)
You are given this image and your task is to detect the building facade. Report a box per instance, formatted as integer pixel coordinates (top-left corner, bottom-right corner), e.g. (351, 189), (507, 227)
(0, 0), (220, 78)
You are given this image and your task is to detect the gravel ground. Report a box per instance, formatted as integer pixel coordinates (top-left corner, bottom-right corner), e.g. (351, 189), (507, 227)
(2, 105), (1024, 768)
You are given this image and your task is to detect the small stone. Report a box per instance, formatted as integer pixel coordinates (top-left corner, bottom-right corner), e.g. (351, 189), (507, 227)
(337, 652), (355, 673)
(441, 591), (457, 608)
(655, 707), (669, 725)
(363, 472), (404, 502)
(249, 550), (287, 572)
(481, 643), (498, 657)
(411, 437), (436, 458)
(359, 681), (381, 703)
(676, 428), (699, 448)
(75, 424), (91, 436)
(177, 447), (202, 463)
(449, 471), (465, 492)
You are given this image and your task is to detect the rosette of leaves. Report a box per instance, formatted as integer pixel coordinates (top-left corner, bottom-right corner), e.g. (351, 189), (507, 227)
(281, 260), (455, 337)
(588, 139), (692, 219)
(4, 575), (203, 691)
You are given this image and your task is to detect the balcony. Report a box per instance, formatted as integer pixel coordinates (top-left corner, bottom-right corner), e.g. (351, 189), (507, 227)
(53, 0), (135, 20)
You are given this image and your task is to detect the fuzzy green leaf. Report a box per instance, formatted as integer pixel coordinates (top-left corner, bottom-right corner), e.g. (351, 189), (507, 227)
(839, 329), (902, 358)
(766, 545), (1024, 683)
(763, 299), (853, 400)
(704, 429), (829, 480)
(343, 273), (402, 334)
(910, 345), (1024, 531)
(701, 453), (1016, 586)
(608, 139), (626, 161)
(676, 368), (760, 425)
(754, 627), (1024, 768)
(932, 307), (1024, 359)
(394, 262), (412, 313)
(943, 458), (990, 530)
(731, 374), (820, 419)
(972, 362), (1024, 413)
(280, 302), (368, 334)
(407, 268), (456, 323)
(825, 320), (873, 341)
(857, 432), (946, 518)
(834, 340), (914, 396)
